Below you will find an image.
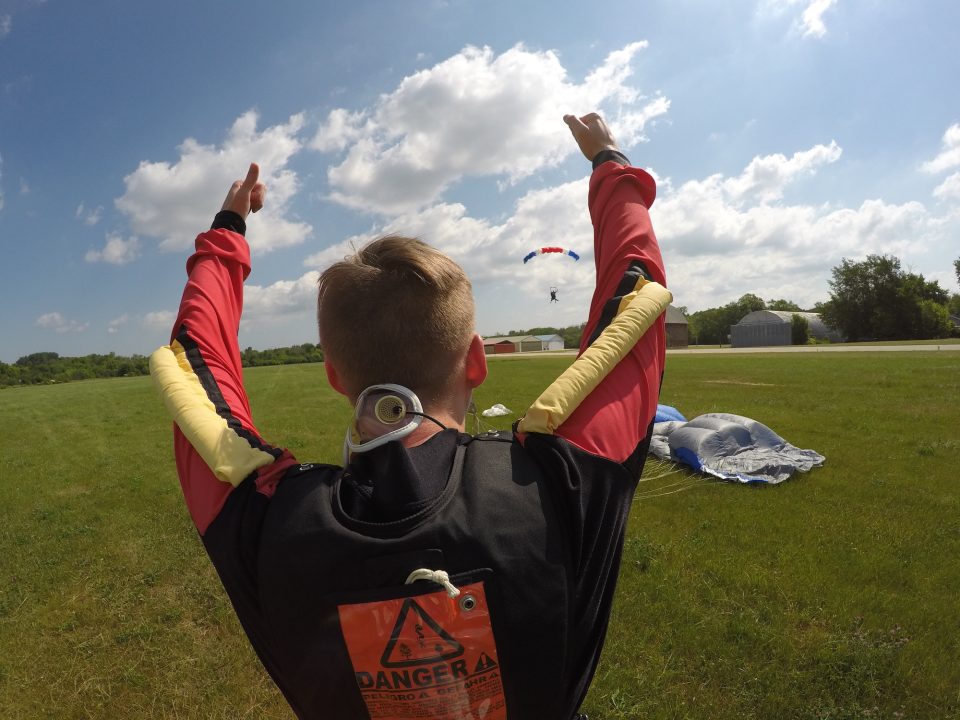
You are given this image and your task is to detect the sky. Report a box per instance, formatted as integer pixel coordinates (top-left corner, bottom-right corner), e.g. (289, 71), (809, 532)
(1, 0), (959, 363)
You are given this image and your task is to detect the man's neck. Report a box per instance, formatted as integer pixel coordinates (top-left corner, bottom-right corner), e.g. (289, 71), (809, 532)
(403, 408), (465, 448)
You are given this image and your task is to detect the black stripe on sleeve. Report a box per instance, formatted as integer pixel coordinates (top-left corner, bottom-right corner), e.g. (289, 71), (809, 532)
(586, 260), (653, 347)
(175, 326), (282, 460)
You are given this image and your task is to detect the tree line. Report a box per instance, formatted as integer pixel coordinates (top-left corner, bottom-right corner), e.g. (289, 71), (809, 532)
(241, 343), (324, 367)
(0, 344), (325, 389)
(682, 254), (960, 345)
(4, 256), (957, 388)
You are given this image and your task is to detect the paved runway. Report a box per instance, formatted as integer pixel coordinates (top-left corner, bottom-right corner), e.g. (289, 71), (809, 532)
(668, 344), (960, 354)
(488, 343), (960, 358)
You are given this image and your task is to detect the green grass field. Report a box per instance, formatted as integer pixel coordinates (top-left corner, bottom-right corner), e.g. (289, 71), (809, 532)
(1, 352), (958, 719)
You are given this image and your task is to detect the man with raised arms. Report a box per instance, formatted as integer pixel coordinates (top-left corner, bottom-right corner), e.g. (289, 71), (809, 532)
(150, 112), (670, 719)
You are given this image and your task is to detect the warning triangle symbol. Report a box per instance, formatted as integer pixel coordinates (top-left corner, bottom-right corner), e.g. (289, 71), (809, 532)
(381, 598), (464, 667)
(474, 652), (497, 673)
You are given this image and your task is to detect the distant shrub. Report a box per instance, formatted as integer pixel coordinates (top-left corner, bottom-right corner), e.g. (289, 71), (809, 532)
(791, 314), (810, 345)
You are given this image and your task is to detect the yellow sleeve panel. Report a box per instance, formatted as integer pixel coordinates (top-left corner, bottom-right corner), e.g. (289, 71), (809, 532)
(517, 280), (673, 435)
(149, 341), (277, 486)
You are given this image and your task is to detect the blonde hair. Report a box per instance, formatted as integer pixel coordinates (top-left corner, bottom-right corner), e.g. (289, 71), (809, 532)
(317, 236), (475, 403)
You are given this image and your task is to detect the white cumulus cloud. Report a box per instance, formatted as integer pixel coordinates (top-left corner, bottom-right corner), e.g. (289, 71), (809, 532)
(85, 233), (140, 265)
(107, 314), (129, 334)
(76, 202), (103, 226)
(302, 177), (597, 329)
(652, 142), (942, 310)
(799, 0), (837, 38)
(35, 312), (89, 334)
(305, 180), (593, 283)
(243, 271), (322, 323)
(248, 134), (953, 333)
(116, 111), (312, 254)
(722, 141), (841, 204)
(921, 123), (960, 175)
(301, 141), (926, 321)
(311, 42), (669, 215)
(933, 172), (960, 203)
(761, 0), (838, 39)
(142, 311), (175, 331)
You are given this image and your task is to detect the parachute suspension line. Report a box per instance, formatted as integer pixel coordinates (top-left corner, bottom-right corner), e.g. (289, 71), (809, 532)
(637, 467), (684, 483)
(466, 396), (502, 436)
(467, 396), (480, 435)
(405, 569), (461, 598)
(637, 457), (684, 482)
(636, 467), (720, 499)
(636, 476), (702, 494)
(634, 456), (716, 498)
(636, 480), (710, 500)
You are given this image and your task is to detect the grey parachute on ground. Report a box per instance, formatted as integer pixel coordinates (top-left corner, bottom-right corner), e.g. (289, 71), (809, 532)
(648, 411), (825, 484)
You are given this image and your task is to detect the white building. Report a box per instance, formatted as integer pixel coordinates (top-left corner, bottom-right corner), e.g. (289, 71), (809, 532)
(534, 334), (565, 351)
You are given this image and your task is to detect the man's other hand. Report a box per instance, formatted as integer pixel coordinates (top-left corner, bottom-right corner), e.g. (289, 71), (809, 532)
(221, 163), (266, 218)
(563, 113), (620, 162)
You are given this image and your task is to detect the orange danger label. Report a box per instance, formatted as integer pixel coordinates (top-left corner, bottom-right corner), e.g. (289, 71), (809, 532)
(338, 581), (506, 719)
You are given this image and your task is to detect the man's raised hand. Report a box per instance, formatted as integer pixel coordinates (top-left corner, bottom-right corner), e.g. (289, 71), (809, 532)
(563, 113), (620, 162)
(221, 163), (266, 218)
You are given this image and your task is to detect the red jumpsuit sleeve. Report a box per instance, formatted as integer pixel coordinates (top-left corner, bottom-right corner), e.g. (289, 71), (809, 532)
(168, 228), (297, 535)
(554, 161), (667, 463)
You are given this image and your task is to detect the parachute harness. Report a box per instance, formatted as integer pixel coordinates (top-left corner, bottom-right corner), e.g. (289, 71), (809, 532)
(345, 387), (474, 602)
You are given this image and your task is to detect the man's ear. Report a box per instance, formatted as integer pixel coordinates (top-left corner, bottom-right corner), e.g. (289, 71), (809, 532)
(324, 359), (349, 396)
(465, 334), (488, 388)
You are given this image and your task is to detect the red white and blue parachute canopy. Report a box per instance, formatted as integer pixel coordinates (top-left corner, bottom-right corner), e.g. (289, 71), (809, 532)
(522, 247), (580, 264)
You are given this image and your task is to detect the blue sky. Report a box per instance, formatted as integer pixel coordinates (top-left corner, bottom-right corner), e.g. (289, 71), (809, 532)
(2, 0), (959, 363)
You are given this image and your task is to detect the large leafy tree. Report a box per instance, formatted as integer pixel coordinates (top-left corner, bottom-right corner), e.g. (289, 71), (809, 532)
(734, 293), (767, 318)
(767, 299), (804, 311)
(821, 254), (952, 341)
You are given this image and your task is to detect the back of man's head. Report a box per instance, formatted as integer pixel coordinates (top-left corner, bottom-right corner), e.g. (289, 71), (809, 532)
(317, 236), (476, 404)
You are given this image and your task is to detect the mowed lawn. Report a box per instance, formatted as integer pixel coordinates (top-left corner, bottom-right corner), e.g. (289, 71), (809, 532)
(1, 351), (957, 719)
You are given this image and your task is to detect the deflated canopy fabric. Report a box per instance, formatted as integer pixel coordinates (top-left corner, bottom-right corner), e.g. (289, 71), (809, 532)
(648, 412), (825, 484)
(654, 404), (687, 424)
